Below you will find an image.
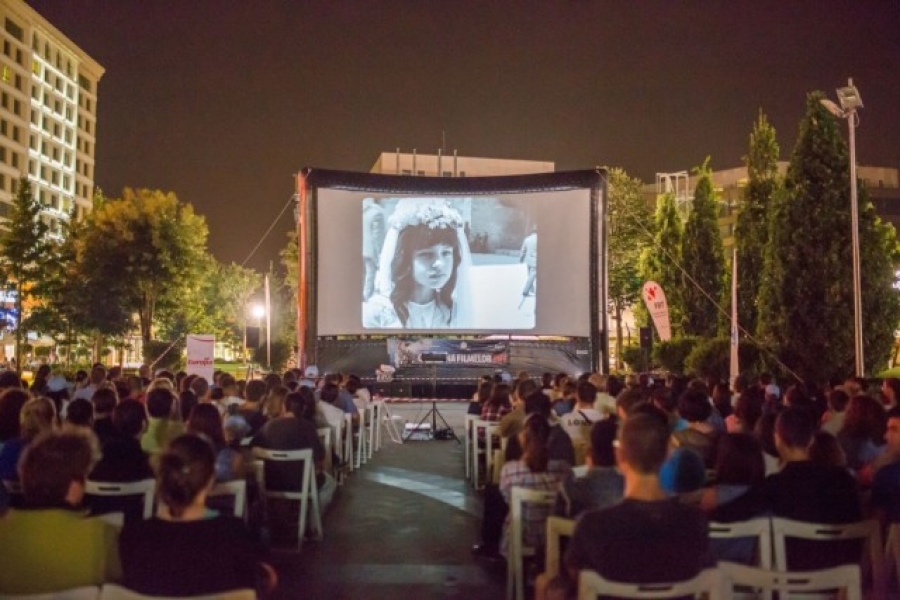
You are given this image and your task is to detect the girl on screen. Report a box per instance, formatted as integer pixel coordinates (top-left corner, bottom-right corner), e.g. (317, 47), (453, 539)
(363, 198), (473, 328)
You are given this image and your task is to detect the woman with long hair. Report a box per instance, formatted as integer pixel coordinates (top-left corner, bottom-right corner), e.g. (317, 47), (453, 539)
(186, 404), (245, 482)
(498, 414), (571, 553)
(363, 198), (473, 329)
(119, 434), (275, 596)
(0, 395), (54, 481)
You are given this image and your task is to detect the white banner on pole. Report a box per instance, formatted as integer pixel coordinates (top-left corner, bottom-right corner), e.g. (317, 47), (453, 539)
(186, 334), (215, 383)
(641, 281), (672, 341)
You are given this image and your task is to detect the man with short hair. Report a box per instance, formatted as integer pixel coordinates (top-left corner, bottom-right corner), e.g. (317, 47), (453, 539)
(559, 382), (603, 451)
(554, 419), (624, 518)
(764, 406), (862, 569)
(0, 429), (121, 594)
(189, 376), (210, 402)
(217, 374), (242, 414)
(564, 413), (708, 589)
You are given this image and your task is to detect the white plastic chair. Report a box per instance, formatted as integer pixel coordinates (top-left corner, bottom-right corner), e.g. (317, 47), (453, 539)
(507, 487), (557, 600)
(365, 404), (376, 459)
(708, 517), (773, 568)
(99, 583), (255, 600)
(471, 419), (499, 490)
(464, 413), (478, 480)
(316, 427), (333, 472)
(544, 516), (576, 579)
(770, 517), (885, 595)
(718, 562), (862, 600)
(884, 523), (900, 591)
(252, 447), (322, 551)
(85, 479), (156, 520)
(578, 567), (725, 599)
(208, 479), (247, 520)
(2, 586), (101, 600)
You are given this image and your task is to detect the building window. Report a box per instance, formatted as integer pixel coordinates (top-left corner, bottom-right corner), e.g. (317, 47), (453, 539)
(77, 74), (91, 92)
(2, 41), (9, 57)
(1, 66), (10, 83)
(12, 152), (18, 168)
(12, 125), (17, 142)
(4, 18), (23, 43)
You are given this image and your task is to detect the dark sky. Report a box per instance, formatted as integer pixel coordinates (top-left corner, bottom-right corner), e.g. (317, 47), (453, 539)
(25, 1), (900, 273)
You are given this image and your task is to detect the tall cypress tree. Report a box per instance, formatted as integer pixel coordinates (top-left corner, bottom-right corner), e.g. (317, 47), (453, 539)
(758, 92), (900, 380)
(681, 159), (725, 337)
(735, 112), (780, 336)
(0, 177), (50, 369)
(639, 192), (684, 333)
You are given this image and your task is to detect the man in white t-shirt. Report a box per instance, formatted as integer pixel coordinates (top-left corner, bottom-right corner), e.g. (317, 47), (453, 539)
(560, 382), (604, 448)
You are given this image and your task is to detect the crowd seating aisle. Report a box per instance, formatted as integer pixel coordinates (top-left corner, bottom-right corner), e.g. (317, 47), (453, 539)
(270, 417), (506, 599)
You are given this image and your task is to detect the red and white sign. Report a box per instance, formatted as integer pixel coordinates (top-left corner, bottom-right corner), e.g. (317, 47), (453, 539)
(186, 334), (215, 383)
(641, 281), (672, 341)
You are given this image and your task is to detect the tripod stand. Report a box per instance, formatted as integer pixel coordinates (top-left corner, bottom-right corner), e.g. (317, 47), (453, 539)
(403, 361), (460, 444)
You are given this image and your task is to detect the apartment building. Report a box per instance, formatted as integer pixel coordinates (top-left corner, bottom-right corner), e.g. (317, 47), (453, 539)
(0, 0), (103, 238)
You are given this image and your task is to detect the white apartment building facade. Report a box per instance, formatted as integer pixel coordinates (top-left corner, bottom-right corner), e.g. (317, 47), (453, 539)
(370, 150), (555, 177)
(0, 0), (103, 238)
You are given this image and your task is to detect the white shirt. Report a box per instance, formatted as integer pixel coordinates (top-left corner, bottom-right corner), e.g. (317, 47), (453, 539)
(560, 407), (603, 445)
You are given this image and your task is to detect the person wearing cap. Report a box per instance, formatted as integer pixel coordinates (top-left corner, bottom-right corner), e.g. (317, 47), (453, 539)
(298, 365), (318, 389)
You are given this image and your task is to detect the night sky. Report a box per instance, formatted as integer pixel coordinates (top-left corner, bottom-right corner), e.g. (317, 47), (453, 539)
(24, 1), (900, 273)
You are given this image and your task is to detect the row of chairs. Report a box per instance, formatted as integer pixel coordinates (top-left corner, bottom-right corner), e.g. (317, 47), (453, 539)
(510, 485), (893, 600)
(0, 583), (255, 600)
(464, 415), (501, 489)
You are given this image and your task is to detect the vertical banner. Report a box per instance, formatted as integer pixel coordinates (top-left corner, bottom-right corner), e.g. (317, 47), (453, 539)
(730, 248), (739, 389)
(186, 334), (215, 383)
(641, 281), (672, 341)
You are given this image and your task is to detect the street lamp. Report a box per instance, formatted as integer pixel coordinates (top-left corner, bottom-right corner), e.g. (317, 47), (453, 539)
(821, 78), (864, 376)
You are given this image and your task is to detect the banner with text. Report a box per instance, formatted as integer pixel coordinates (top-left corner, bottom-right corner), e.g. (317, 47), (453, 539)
(387, 338), (510, 368)
(186, 334), (215, 382)
(641, 281), (672, 341)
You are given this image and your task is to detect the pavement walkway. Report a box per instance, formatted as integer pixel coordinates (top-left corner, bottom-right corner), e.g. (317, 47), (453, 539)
(270, 403), (506, 599)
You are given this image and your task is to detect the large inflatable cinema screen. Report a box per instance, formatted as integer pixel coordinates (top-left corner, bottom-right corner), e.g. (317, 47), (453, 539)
(311, 170), (601, 338)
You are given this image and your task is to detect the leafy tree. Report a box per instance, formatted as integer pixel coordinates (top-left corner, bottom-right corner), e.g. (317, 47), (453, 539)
(735, 112), (780, 336)
(606, 168), (652, 369)
(639, 193), (684, 333)
(74, 188), (209, 345)
(758, 92), (900, 380)
(681, 159), (725, 337)
(652, 337), (699, 374)
(0, 177), (50, 369)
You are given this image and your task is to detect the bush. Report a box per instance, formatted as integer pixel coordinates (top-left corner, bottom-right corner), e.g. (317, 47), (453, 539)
(653, 337), (700, 373)
(620, 345), (651, 373)
(252, 339), (293, 372)
(683, 337), (764, 382)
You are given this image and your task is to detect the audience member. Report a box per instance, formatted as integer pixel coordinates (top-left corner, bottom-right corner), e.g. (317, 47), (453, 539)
(559, 382), (602, 458)
(91, 387), (119, 444)
(872, 407), (900, 525)
(659, 447), (706, 495)
(468, 381), (492, 416)
(726, 386), (764, 434)
(670, 389), (719, 468)
(561, 414), (708, 596)
(0, 396), (55, 480)
(141, 387), (184, 456)
(0, 428), (120, 594)
(809, 430), (848, 468)
(554, 419), (623, 518)
(821, 388), (850, 436)
(480, 382), (512, 422)
(65, 398), (94, 428)
(836, 394), (886, 473)
(0, 388), (29, 451)
(764, 406), (862, 570)
(187, 403), (245, 482)
(72, 365), (106, 402)
(119, 434), (272, 596)
(91, 399), (153, 483)
(239, 379), (267, 435)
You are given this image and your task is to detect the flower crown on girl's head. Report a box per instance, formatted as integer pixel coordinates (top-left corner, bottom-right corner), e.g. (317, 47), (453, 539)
(388, 199), (464, 231)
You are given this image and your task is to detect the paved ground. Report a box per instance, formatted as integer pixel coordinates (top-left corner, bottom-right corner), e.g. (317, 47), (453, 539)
(270, 402), (506, 599)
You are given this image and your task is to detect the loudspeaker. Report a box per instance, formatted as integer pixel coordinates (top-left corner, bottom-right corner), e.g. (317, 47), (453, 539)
(245, 326), (260, 349)
(639, 326), (653, 350)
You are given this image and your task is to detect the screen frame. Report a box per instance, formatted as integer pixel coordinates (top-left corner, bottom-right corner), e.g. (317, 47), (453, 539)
(298, 168), (608, 371)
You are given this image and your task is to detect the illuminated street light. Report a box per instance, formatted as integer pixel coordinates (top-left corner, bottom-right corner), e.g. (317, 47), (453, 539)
(821, 78), (864, 376)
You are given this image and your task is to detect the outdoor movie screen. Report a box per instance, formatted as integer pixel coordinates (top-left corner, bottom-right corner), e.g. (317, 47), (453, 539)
(315, 187), (594, 337)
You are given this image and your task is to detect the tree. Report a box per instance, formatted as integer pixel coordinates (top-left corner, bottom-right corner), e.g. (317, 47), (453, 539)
(74, 188), (209, 345)
(758, 92), (900, 380)
(681, 159), (725, 337)
(0, 177), (50, 369)
(639, 193), (684, 333)
(606, 168), (653, 369)
(735, 112), (780, 336)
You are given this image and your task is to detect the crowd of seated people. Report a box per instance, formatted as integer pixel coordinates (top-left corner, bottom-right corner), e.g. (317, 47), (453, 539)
(0, 363), (375, 596)
(468, 369), (900, 600)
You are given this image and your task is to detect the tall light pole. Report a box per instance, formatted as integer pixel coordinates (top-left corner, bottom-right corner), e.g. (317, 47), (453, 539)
(821, 78), (864, 376)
